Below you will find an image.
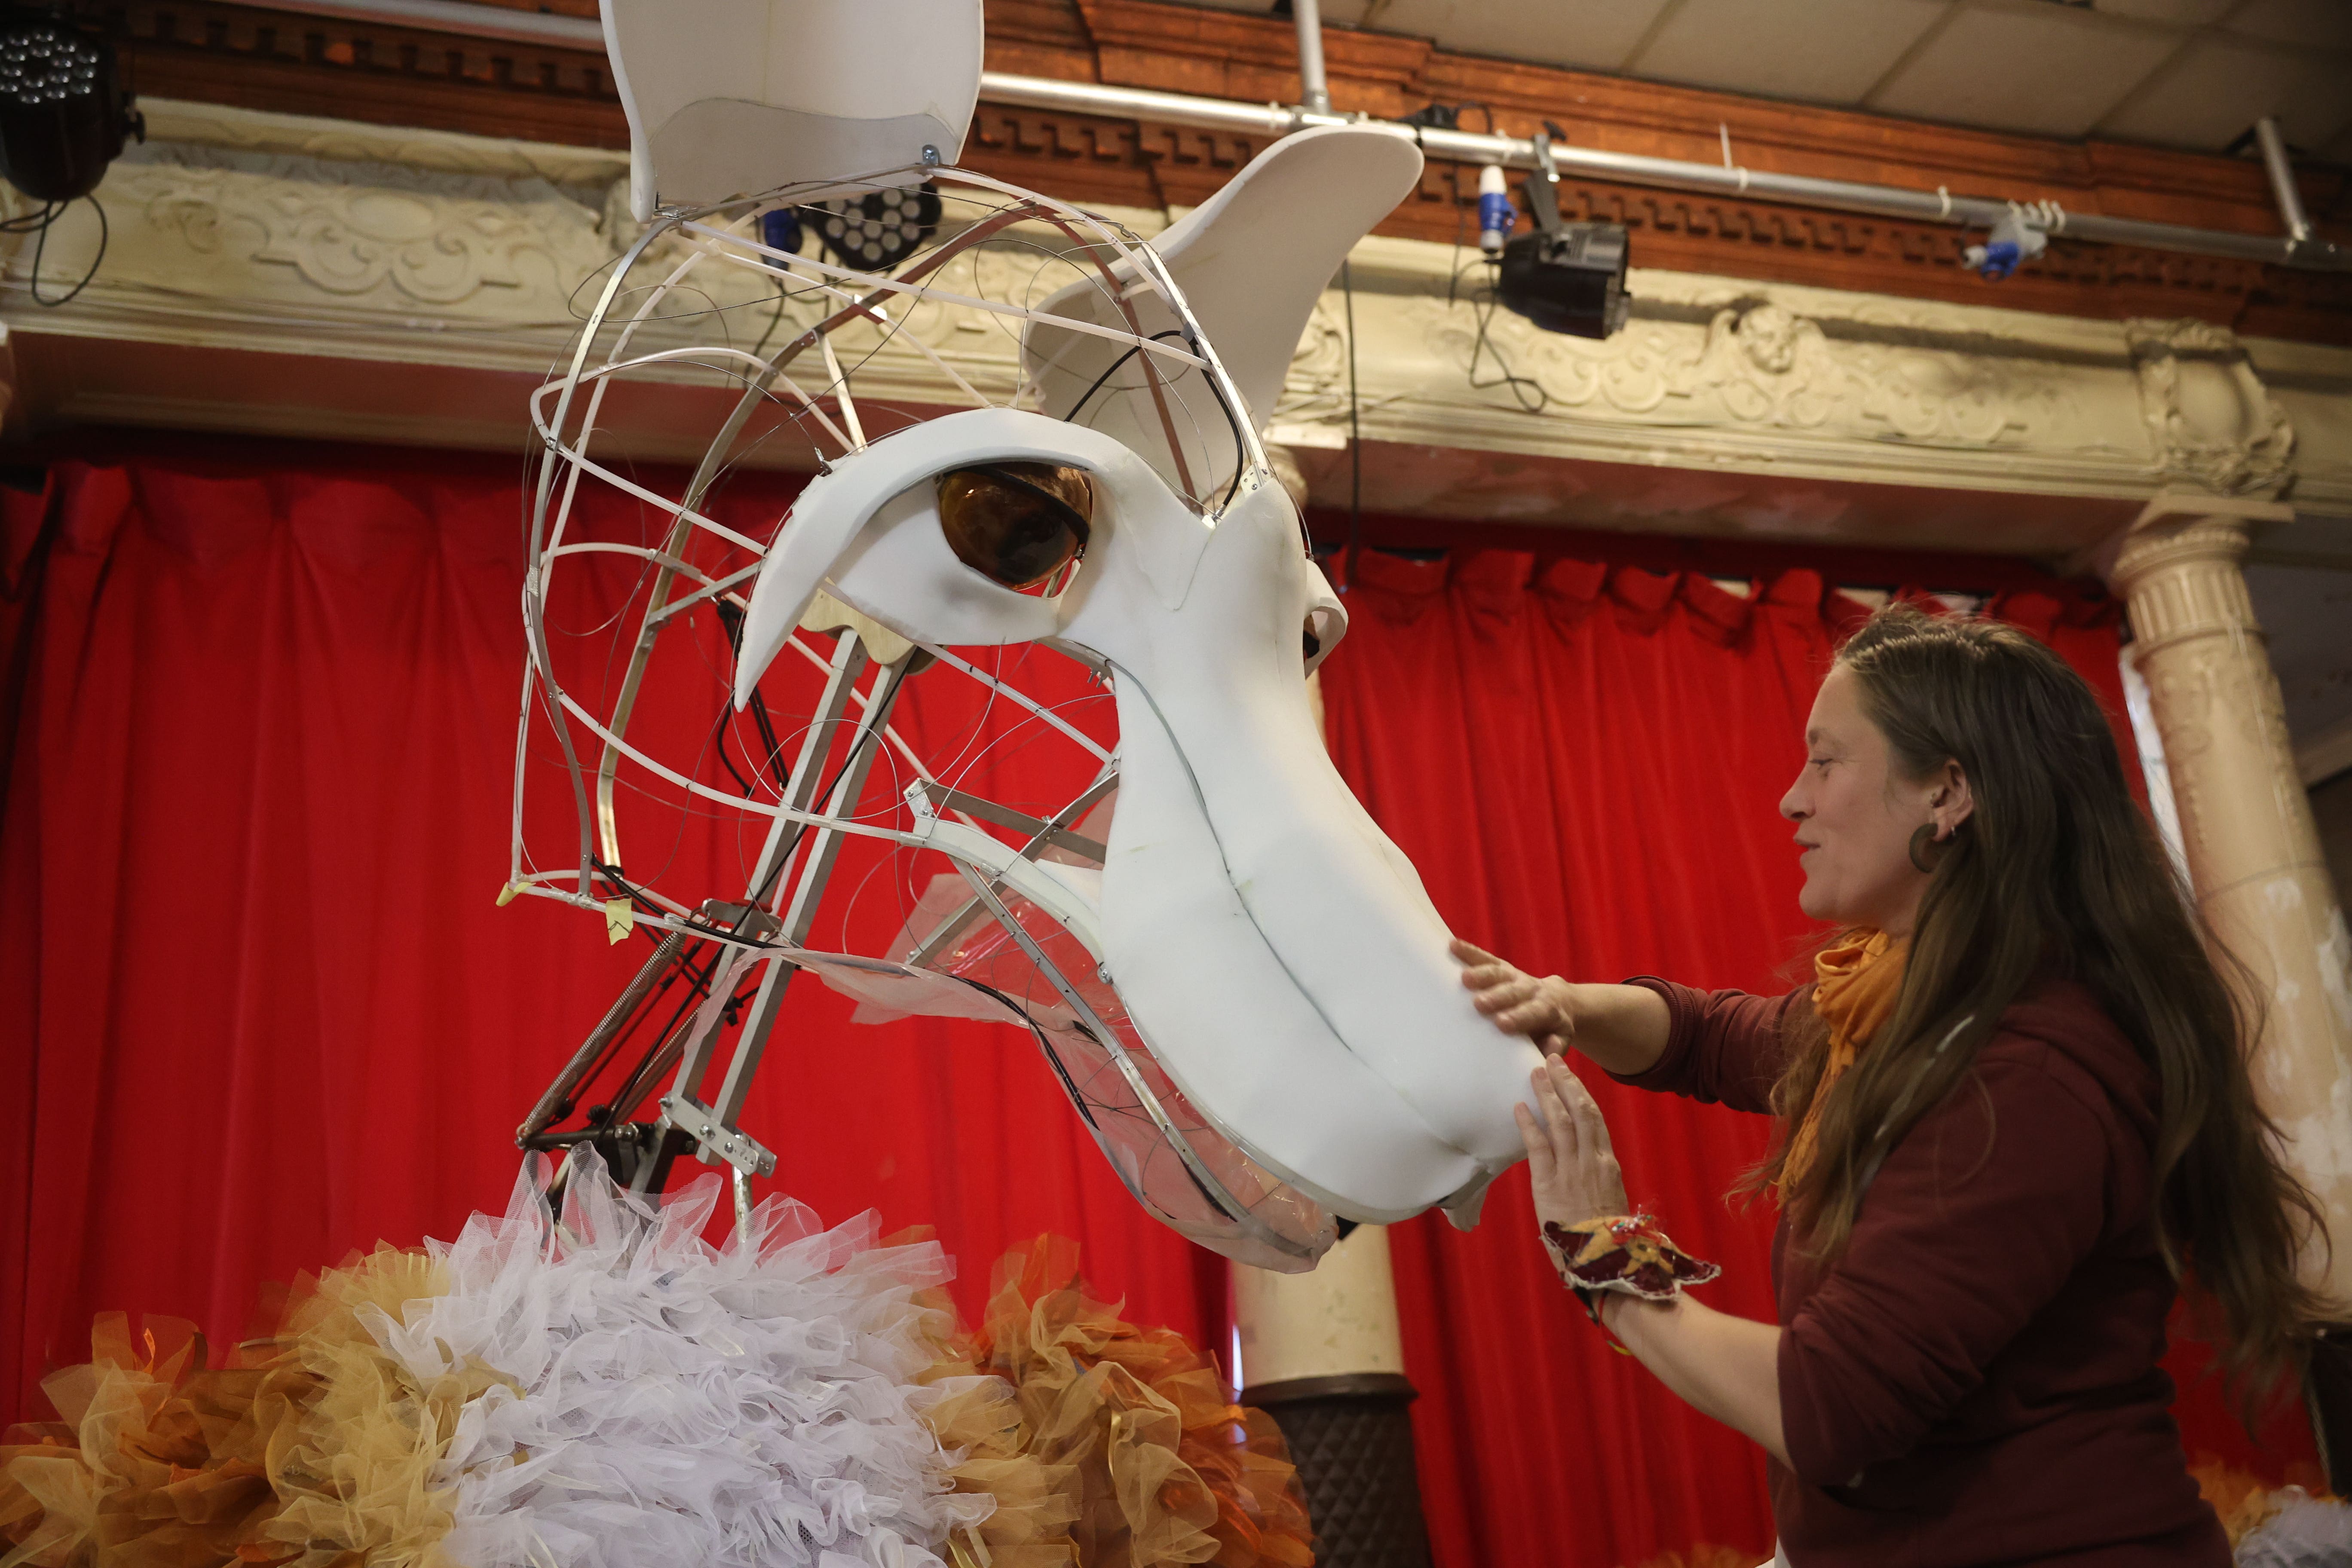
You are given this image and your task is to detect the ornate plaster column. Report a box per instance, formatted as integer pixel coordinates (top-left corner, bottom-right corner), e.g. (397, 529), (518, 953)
(1235, 1225), (1430, 1568)
(2109, 493), (2352, 1299)
(2107, 492), (2352, 1482)
(1233, 447), (1432, 1568)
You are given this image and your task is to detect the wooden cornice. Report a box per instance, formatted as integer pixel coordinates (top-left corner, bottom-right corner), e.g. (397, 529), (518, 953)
(110, 0), (625, 146)
(88, 0), (2352, 344)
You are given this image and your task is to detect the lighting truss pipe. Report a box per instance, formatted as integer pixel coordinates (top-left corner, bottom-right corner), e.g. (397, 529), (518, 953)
(1292, 0), (1332, 116)
(214, 0), (2351, 275)
(227, 0), (604, 48)
(2255, 116), (2313, 246)
(980, 73), (2349, 273)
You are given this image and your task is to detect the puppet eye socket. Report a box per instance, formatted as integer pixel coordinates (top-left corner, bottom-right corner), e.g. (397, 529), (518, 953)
(935, 462), (1093, 590)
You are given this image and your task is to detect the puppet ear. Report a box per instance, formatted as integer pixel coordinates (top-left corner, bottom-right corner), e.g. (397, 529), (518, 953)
(1020, 125), (1423, 493)
(602, 0), (982, 220)
(732, 408), (1207, 706)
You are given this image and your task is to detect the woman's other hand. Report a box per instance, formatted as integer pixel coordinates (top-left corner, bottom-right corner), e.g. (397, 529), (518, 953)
(1516, 1056), (1630, 1229)
(1451, 939), (1575, 1056)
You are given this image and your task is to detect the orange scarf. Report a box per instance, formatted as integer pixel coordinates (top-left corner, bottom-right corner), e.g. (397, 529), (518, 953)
(1779, 928), (1908, 1200)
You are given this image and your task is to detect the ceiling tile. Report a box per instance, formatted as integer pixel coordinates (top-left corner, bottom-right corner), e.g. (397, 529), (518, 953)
(1628, 0), (1948, 104)
(2091, 0), (2232, 23)
(2223, 0), (2352, 48)
(2096, 35), (2352, 151)
(1868, 5), (2182, 137)
(1357, 0), (1675, 71)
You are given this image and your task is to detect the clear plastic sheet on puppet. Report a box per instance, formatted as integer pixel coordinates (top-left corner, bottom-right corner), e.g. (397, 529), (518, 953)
(852, 876), (1336, 1272)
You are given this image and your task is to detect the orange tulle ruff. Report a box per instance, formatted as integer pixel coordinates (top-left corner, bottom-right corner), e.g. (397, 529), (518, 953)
(966, 1238), (1314, 1568)
(0, 1244), (465, 1568)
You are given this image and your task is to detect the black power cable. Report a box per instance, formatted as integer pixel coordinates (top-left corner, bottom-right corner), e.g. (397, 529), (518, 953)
(9, 196), (105, 306)
(1059, 328), (1190, 422)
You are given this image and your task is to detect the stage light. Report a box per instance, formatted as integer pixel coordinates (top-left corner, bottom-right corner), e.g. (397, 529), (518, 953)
(1963, 202), (2060, 282)
(0, 14), (138, 205)
(1494, 132), (1629, 340)
(1477, 164), (1514, 257)
(759, 207), (803, 259)
(806, 181), (942, 270)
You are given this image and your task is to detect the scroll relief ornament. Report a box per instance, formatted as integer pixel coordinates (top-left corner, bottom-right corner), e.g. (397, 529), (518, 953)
(114, 140), (614, 310)
(2125, 318), (2294, 497)
(1271, 296), (1358, 430)
(1425, 298), (2071, 449)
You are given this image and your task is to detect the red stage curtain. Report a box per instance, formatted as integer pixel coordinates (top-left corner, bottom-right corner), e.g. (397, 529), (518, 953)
(0, 450), (2313, 1568)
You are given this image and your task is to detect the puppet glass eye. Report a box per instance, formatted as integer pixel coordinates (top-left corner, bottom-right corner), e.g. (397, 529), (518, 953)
(935, 462), (1093, 589)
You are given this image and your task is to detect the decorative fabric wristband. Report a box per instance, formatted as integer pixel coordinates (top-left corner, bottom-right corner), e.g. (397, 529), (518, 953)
(1541, 1214), (1721, 1304)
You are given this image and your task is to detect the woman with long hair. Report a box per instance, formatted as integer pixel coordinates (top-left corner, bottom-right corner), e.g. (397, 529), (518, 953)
(1455, 604), (2332, 1561)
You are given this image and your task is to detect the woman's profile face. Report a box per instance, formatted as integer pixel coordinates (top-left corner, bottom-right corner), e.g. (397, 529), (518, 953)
(1780, 662), (1936, 934)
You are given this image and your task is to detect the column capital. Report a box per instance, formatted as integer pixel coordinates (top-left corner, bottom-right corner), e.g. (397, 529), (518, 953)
(2095, 489), (2295, 594)
(2109, 515), (2254, 610)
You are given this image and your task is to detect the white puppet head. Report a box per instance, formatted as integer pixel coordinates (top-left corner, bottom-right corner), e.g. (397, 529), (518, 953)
(516, 4), (1540, 1270)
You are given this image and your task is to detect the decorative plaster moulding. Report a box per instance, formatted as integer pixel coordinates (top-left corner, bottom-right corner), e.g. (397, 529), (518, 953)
(4, 98), (2348, 547)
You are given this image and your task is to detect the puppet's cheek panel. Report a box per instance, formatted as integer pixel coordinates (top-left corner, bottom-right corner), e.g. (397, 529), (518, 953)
(1090, 482), (1544, 1193)
(1097, 698), (1477, 1222)
(1235, 803), (1545, 1168)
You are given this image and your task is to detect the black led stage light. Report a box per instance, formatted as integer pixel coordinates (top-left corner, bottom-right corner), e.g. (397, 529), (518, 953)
(0, 14), (138, 205)
(807, 180), (943, 270)
(1494, 132), (1629, 341)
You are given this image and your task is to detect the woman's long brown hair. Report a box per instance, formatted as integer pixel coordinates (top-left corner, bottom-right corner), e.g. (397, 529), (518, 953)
(1758, 604), (2332, 1400)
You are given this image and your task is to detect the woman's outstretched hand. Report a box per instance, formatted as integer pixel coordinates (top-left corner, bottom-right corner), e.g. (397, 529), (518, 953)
(1516, 1056), (1630, 1230)
(1451, 939), (1576, 1057)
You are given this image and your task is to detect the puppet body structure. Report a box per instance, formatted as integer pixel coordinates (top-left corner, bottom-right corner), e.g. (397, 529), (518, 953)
(516, 0), (1542, 1264)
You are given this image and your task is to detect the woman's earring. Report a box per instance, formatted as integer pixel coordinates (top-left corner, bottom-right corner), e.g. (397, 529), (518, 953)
(1908, 823), (1945, 875)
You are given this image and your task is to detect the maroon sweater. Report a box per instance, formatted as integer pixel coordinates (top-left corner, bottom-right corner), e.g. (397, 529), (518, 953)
(1617, 977), (2230, 1566)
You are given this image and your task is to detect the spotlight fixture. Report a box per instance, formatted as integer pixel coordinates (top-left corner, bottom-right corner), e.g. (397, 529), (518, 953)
(1476, 164), (1513, 257)
(806, 181), (941, 271)
(1963, 201), (2060, 282)
(0, 13), (138, 205)
(759, 205), (803, 259)
(1494, 131), (1629, 340)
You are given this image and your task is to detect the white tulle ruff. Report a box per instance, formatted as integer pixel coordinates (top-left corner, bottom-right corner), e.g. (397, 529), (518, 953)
(2235, 1489), (2352, 1568)
(366, 1150), (993, 1568)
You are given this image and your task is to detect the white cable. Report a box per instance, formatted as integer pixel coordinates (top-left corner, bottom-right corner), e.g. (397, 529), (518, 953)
(682, 220), (1208, 370)
(911, 640), (1115, 763)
